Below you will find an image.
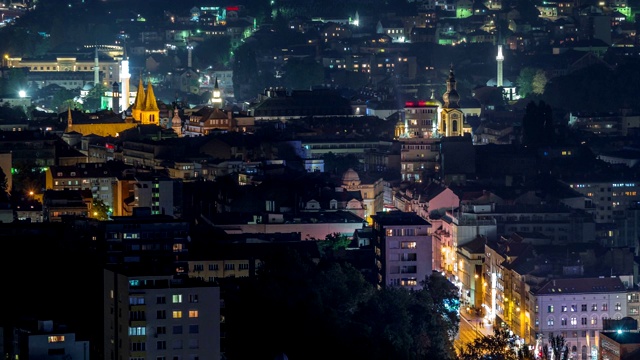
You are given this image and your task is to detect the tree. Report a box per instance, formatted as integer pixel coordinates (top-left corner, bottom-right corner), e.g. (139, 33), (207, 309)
(91, 198), (111, 220)
(11, 159), (45, 194)
(521, 100), (553, 147)
(322, 152), (360, 175)
(543, 334), (569, 360)
(232, 44), (262, 101)
(51, 88), (78, 112)
(459, 327), (535, 360)
(84, 83), (108, 112)
(316, 232), (352, 257)
(223, 249), (460, 360)
(282, 57), (326, 90)
(0, 166), (9, 203)
(516, 67), (536, 98)
(193, 36), (232, 68)
(532, 69), (548, 95)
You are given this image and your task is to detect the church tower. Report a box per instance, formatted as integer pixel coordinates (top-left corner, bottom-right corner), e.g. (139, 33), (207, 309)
(139, 79), (159, 125)
(439, 66), (467, 137)
(210, 77), (223, 108)
(171, 106), (183, 137)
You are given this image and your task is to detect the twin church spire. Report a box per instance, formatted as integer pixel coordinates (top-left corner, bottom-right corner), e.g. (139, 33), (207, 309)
(131, 77), (159, 124)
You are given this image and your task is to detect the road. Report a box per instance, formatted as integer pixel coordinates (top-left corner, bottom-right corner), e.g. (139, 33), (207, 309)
(455, 315), (491, 354)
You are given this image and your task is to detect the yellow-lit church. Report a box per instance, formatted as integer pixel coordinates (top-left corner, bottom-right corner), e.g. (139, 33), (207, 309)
(65, 77), (160, 137)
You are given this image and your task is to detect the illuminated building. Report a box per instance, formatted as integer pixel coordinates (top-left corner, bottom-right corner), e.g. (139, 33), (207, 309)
(440, 66), (472, 137)
(371, 211), (434, 290)
(9, 320), (90, 360)
(535, 276), (627, 360)
(104, 268), (221, 360)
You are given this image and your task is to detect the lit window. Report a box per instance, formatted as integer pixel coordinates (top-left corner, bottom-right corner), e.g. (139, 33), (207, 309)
(48, 336), (65, 343)
(173, 311), (182, 319)
(172, 294), (182, 303)
(189, 310), (199, 318)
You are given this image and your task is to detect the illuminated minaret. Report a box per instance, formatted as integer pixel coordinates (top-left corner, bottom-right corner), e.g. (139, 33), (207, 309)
(120, 47), (131, 113)
(93, 46), (100, 86)
(496, 45), (504, 88)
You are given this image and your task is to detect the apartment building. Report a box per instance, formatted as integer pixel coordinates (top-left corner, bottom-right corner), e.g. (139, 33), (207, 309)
(461, 203), (596, 244)
(103, 268), (220, 360)
(103, 209), (190, 274)
(535, 277), (627, 360)
(563, 178), (639, 224)
(371, 211), (434, 290)
(46, 163), (125, 213)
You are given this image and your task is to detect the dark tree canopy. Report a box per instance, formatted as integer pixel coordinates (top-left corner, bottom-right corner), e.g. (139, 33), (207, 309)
(223, 249), (460, 360)
(521, 100), (554, 147)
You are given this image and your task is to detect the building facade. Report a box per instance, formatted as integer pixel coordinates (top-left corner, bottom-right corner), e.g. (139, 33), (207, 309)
(371, 211), (434, 290)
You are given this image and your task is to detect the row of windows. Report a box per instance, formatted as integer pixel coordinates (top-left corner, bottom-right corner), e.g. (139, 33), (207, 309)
(192, 263), (250, 271)
(156, 310), (199, 319)
(543, 314), (619, 327)
(386, 229), (416, 237)
(135, 324), (199, 336)
(131, 339), (200, 351)
(29, 66), (113, 71)
(545, 303), (621, 313)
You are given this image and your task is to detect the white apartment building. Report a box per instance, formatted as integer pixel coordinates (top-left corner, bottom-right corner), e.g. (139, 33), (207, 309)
(534, 276), (627, 359)
(371, 211), (434, 290)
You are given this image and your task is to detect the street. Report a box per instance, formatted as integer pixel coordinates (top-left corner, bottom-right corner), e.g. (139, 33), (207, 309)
(455, 313), (493, 354)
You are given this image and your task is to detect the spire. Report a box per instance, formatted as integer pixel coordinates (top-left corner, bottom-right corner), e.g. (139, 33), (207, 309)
(211, 76), (223, 107)
(442, 65), (460, 109)
(144, 78), (159, 111)
(130, 77), (145, 121)
(132, 77), (145, 110)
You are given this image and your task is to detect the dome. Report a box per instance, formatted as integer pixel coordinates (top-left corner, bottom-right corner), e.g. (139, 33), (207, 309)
(486, 78), (514, 87)
(342, 168), (361, 185)
(82, 83), (94, 91)
(425, 89), (442, 107)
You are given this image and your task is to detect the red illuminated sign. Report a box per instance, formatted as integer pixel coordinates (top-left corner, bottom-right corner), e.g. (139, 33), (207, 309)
(405, 100), (431, 107)
(226, 6), (239, 11)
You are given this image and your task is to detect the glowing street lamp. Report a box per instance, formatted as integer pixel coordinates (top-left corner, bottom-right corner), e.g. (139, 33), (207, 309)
(18, 90), (26, 98)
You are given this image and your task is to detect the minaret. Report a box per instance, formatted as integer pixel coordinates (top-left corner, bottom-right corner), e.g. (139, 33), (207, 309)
(496, 45), (504, 88)
(187, 42), (194, 68)
(93, 46), (100, 86)
(67, 107), (73, 131)
(120, 46), (131, 113)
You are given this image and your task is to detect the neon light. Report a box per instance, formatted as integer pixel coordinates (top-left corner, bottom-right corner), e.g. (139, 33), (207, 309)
(226, 6), (239, 11)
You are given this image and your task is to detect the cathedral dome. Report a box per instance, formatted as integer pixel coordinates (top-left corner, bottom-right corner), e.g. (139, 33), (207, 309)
(342, 168), (361, 185)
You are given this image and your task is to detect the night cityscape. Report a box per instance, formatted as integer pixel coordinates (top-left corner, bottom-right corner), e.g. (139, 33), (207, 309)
(0, 0), (639, 359)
